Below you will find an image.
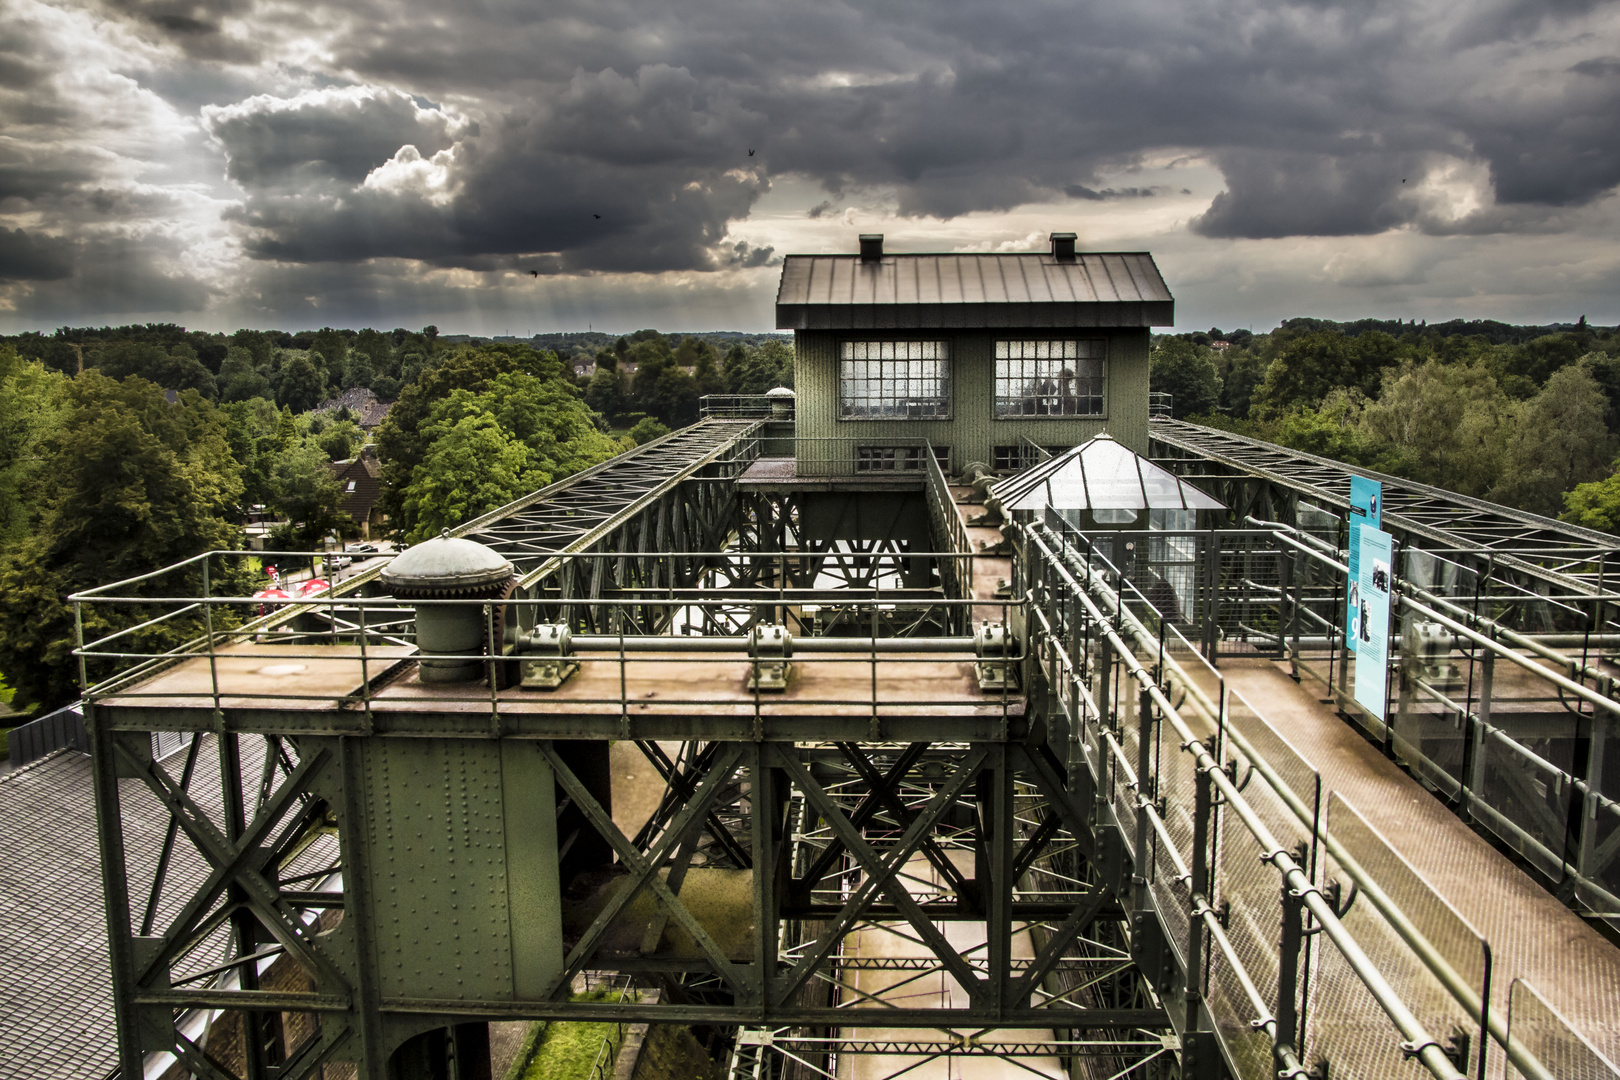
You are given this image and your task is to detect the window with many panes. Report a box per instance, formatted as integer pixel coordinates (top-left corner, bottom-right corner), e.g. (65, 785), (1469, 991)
(840, 341), (950, 419)
(994, 340), (1105, 418)
(857, 445), (950, 472)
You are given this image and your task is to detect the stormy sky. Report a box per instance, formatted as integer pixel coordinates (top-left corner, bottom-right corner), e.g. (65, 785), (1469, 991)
(3, 0), (1619, 334)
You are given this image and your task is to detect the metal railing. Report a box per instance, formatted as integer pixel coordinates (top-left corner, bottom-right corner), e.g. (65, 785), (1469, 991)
(781, 437), (949, 479)
(1025, 521), (1474, 1078)
(1023, 514), (1620, 1080)
(922, 441), (974, 597)
(700, 394), (789, 418)
(581, 975), (638, 1080)
(70, 549), (1020, 732)
(1249, 515), (1620, 925)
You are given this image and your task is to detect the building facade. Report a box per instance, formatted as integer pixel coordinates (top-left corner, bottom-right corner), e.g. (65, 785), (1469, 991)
(776, 233), (1174, 470)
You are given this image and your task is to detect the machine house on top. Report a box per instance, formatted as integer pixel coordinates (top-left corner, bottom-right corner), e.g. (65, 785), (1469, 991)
(775, 231), (1174, 474)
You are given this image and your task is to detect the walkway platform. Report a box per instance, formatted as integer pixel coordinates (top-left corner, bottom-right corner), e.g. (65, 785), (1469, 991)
(1222, 658), (1620, 1070)
(738, 457), (926, 493)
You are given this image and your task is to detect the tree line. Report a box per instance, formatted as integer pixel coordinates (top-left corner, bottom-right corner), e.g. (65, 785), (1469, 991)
(1148, 318), (1620, 526)
(0, 325), (796, 714)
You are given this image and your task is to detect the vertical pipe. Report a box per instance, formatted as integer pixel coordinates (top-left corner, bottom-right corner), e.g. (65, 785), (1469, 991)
(1184, 765), (1214, 1074)
(1276, 883), (1308, 1075)
(219, 731), (270, 1079)
(1133, 686), (1154, 915)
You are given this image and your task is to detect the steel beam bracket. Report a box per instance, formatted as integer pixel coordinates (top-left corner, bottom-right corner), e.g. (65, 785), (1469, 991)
(975, 621), (1017, 692)
(747, 623), (793, 691)
(518, 623), (579, 689)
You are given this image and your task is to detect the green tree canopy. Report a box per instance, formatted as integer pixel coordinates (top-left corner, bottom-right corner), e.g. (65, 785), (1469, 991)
(0, 373), (246, 709)
(1149, 339), (1223, 419)
(278, 354), (326, 412)
(267, 441), (351, 557)
(380, 348), (621, 541)
(0, 348), (71, 545)
(723, 340), (794, 395)
(628, 417), (671, 445)
(1359, 360), (1513, 498)
(1491, 363), (1614, 516)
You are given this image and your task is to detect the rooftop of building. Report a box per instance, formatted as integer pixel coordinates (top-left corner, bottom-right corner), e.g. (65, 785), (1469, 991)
(776, 233), (1173, 330)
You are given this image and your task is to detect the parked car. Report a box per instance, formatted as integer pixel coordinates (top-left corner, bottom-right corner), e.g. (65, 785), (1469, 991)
(329, 555), (353, 570)
(349, 544), (378, 555)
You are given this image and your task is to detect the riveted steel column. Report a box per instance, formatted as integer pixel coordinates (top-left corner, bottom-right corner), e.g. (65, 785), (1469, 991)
(985, 742), (1015, 1018)
(338, 735), (384, 1078)
(88, 700), (146, 1080)
(751, 741), (779, 1016)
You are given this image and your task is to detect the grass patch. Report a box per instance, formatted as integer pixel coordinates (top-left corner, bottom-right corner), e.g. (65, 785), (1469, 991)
(515, 990), (633, 1080)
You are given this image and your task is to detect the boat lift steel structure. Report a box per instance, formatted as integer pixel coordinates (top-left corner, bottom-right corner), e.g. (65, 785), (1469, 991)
(72, 416), (1620, 1080)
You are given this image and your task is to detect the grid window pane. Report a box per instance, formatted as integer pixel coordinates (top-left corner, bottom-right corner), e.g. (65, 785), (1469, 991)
(994, 340), (1104, 417)
(840, 341), (950, 418)
(857, 445), (950, 472)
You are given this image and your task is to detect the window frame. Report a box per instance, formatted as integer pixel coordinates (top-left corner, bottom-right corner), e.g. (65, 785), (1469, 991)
(837, 339), (952, 421)
(856, 444), (951, 473)
(992, 339), (1107, 420)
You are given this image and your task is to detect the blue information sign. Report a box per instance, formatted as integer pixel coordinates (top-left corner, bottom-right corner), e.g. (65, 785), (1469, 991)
(1353, 525), (1394, 721)
(1346, 476), (1383, 647)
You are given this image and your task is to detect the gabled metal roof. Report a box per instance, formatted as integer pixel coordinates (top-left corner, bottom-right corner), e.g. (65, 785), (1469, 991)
(776, 252), (1174, 330)
(993, 434), (1226, 512)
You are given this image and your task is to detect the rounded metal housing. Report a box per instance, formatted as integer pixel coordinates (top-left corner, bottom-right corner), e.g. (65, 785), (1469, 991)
(381, 531), (515, 683)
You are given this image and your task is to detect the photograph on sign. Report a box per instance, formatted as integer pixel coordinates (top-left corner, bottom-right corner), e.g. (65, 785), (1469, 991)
(1354, 528), (1394, 721)
(1346, 478), (1383, 648)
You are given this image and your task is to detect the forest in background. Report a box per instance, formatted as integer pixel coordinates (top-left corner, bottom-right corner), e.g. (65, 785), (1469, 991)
(0, 325), (793, 715)
(1148, 317), (1620, 529)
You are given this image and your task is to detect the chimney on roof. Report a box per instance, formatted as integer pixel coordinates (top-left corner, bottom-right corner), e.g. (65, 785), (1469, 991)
(1050, 232), (1077, 261)
(859, 234), (884, 263)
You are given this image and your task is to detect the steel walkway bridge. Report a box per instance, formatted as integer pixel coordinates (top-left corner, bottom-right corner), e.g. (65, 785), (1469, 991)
(64, 418), (1620, 1080)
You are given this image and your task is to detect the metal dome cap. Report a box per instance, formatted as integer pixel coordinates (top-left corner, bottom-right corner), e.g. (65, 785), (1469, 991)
(381, 530), (514, 595)
(765, 386), (795, 398)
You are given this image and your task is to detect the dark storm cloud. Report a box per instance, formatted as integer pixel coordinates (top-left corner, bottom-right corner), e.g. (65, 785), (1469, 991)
(1, 231), (215, 316)
(98, 0), (259, 62)
(1191, 152), (1423, 238)
(0, 228), (75, 281)
(1066, 186), (1160, 201)
(203, 87), (460, 188)
(221, 65), (769, 274)
(7, 0), (1620, 330)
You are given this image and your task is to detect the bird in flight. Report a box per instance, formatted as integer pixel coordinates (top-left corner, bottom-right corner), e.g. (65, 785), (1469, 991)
(748, 148), (755, 156)
(529, 270), (539, 277)
(593, 213), (601, 219)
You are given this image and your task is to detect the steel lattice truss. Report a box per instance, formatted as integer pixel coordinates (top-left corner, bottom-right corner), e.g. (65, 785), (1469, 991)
(459, 418), (762, 583)
(91, 731), (1166, 1079)
(1151, 417), (1620, 600)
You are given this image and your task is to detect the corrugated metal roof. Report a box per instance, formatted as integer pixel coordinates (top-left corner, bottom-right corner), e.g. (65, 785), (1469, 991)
(776, 252), (1173, 329)
(778, 252), (1171, 306)
(0, 738), (339, 1079)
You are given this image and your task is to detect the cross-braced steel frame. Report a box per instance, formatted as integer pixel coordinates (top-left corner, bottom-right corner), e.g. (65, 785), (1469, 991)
(87, 717), (1170, 1080)
(1150, 417), (1620, 604)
